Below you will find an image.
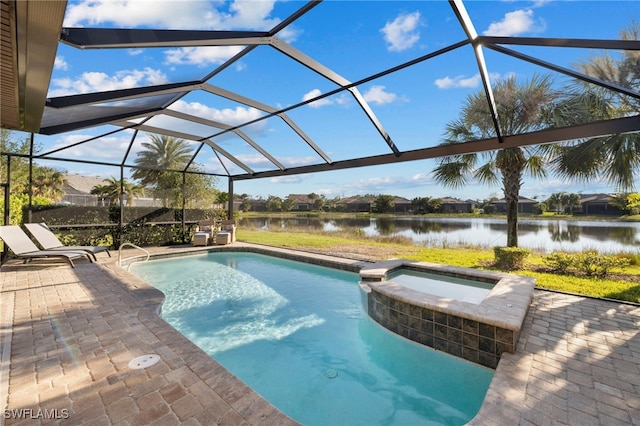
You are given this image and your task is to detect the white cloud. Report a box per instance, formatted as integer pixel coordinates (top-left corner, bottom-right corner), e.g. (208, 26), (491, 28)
(63, 0), (279, 30)
(164, 46), (245, 67)
(410, 173), (435, 184)
(381, 11), (421, 52)
(49, 68), (169, 96)
(344, 176), (404, 191)
(302, 89), (350, 109)
(483, 9), (546, 36)
(54, 56), (69, 71)
(170, 100), (264, 127)
(434, 74), (482, 89)
(167, 100), (268, 139)
(64, 0), (210, 28)
(279, 156), (319, 167)
(223, 0), (281, 31)
(362, 85), (405, 105)
(49, 133), (137, 160)
(232, 153), (275, 169)
(303, 89), (331, 108)
(270, 175), (312, 184)
(311, 172), (436, 196)
(128, 49), (144, 56)
(210, 153), (318, 171)
(531, 0), (552, 8)
(343, 174), (428, 192)
(315, 188), (336, 196)
(304, 85), (402, 109)
(62, 0), (302, 44)
(434, 72), (504, 89)
(273, 26), (302, 44)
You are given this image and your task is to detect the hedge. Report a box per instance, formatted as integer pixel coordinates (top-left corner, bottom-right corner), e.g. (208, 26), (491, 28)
(23, 205), (228, 248)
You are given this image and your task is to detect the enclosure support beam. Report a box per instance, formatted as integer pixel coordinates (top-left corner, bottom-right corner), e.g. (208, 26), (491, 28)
(27, 133), (34, 223)
(228, 178), (234, 220)
(119, 166), (125, 249)
(182, 172), (186, 242)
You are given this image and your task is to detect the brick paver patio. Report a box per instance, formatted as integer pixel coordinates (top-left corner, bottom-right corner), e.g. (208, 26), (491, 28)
(1, 244), (640, 425)
(1, 246), (297, 425)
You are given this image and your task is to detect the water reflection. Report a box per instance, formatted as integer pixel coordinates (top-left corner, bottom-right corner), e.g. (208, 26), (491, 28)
(548, 223), (581, 243)
(239, 216), (640, 253)
(374, 217), (396, 235)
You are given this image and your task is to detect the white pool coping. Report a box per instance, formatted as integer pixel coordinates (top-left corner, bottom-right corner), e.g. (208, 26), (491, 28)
(359, 259), (535, 332)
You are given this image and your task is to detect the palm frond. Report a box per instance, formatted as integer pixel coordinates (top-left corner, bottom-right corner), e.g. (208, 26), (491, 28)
(525, 155), (547, 180)
(604, 133), (640, 191)
(550, 138), (607, 182)
(473, 162), (499, 185)
(432, 161), (470, 189)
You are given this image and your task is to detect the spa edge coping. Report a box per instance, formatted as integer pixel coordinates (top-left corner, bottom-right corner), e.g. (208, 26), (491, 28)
(125, 243), (534, 332)
(359, 259), (536, 332)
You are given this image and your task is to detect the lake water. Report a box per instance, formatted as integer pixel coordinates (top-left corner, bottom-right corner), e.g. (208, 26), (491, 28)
(239, 216), (640, 254)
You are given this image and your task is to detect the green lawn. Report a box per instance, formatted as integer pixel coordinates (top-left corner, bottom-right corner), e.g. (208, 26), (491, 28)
(237, 228), (640, 304)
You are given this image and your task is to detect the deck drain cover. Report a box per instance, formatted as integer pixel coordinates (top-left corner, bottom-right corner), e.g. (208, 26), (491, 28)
(325, 368), (338, 379)
(128, 354), (160, 369)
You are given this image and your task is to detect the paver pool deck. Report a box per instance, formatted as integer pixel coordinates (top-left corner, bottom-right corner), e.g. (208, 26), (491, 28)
(1, 242), (639, 425)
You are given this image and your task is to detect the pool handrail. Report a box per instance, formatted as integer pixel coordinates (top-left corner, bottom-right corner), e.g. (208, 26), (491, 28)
(118, 242), (150, 271)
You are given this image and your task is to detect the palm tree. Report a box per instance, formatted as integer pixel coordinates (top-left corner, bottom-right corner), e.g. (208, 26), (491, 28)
(132, 134), (192, 186)
(546, 192), (565, 213)
(90, 184), (110, 206)
(433, 75), (557, 247)
(131, 133), (222, 208)
(32, 167), (65, 202)
(91, 177), (144, 206)
(565, 193), (581, 215)
(132, 134), (193, 206)
(551, 21), (640, 192)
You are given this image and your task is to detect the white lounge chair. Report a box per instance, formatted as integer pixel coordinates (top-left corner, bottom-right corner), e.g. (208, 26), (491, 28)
(0, 225), (93, 267)
(24, 222), (111, 261)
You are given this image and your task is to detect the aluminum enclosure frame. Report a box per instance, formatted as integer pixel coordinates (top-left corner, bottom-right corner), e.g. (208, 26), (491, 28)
(1, 0), (639, 220)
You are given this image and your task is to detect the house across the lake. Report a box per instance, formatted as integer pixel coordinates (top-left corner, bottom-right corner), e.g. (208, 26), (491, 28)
(491, 196), (538, 214)
(336, 195), (375, 212)
(440, 197), (476, 213)
(391, 196), (412, 213)
(287, 194), (315, 211)
(578, 193), (625, 215)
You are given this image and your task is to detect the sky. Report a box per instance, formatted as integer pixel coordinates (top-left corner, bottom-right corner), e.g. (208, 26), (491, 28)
(16, 0), (640, 201)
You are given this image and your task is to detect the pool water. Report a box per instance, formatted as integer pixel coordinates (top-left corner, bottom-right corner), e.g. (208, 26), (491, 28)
(386, 269), (494, 304)
(131, 252), (493, 425)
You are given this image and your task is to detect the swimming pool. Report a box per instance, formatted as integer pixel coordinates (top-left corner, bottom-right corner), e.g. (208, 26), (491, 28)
(130, 251), (493, 425)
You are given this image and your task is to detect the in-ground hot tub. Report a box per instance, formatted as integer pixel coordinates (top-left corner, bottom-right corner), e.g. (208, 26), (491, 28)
(359, 259), (535, 369)
(385, 268), (494, 304)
